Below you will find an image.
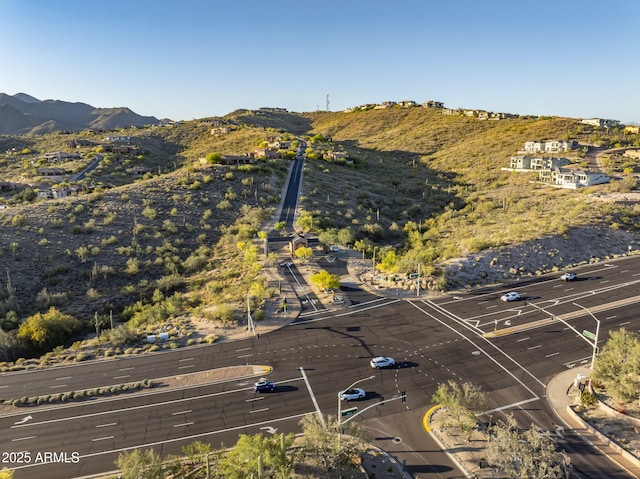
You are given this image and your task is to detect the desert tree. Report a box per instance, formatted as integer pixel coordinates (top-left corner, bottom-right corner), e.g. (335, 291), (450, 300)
(298, 413), (365, 473)
(17, 307), (83, 352)
(310, 269), (340, 291)
(294, 246), (313, 262)
(318, 228), (340, 246)
(431, 379), (487, 440)
(592, 328), (640, 403)
(216, 432), (295, 479)
(115, 448), (165, 479)
(486, 414), (571, 479)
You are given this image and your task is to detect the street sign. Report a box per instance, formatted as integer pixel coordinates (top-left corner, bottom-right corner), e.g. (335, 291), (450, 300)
(341, 407), (358, 418)
(409, 273), (419, 279)
(583, 330), (596, 340)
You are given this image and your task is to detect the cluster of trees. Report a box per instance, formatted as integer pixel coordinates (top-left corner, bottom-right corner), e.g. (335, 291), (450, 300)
(592, 328), (640, 404)
(432, 380), (571, 478)
(114, 413), (365, 479)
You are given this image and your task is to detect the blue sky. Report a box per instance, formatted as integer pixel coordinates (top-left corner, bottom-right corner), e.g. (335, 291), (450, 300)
(1, 0), (639, 122)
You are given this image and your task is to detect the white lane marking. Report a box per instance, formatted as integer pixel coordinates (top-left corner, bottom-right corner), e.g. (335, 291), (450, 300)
(235, 347), (251, 352)
(605, 315), (617, 320)
(179, 357), (194, 362)
(178, 364), (195, 370)
(119, 367), (135, 371)
(618, 321), (631, 326)
(96, 423), (117, 428)
(56, 376), (72, 381)
(516, 337), (530, 342)
(173, 422), (194, 428)
(483, 397), (540, 415)
(237, 354), (253, 359)
(12, 436), (37, 442)
(172, 410), (192, 416)
(92, 436), (114, 442)
(249, 408), (269, 414)
(528, 345), (542, 350)
(113, 375), (130, 380)
(49, 384), (66, 388)
(545, 352), (560, 358)
(246, 397), (264, 402)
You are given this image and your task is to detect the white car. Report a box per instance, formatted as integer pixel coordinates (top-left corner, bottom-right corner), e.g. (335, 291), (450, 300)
(500, 292), (520, 302)
(329, 245), (340, 252)
(370, 356), (396, 369)
(560, 272), (577, 281)
(339, 388), (366, 401)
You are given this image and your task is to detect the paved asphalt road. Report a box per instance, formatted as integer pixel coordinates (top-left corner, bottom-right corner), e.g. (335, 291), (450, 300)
(2, 255), (640, 478)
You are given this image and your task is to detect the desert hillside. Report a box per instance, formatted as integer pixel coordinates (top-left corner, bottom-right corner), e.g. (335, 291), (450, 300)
(0, 104), (638, 360)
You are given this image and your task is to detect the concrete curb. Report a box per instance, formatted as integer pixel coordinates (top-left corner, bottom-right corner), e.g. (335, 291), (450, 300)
(564, 404), (640, 469)
(423, 406), (479, 479)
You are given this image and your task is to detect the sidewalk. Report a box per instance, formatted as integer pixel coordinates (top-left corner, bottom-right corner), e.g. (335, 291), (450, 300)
(547, 366), (640, 477)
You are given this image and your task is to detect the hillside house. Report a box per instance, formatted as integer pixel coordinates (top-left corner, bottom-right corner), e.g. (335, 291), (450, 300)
(624, 149), (640, 159)
(374, 101), (396, 109)
(38, 167), (68, 177)
(267, 140), (291, 149)
(36, 186), (78, 199)
(211, 127), (231, 135)
(220, 155), (255, 166)
(422, 100), (444, 109)
(326, 151), (350, 161)
(66, 139), (95, 148)
(103, 135), (131, 143)
(42, 151), (81, 162)
(509, 156), (570, 170)
(398, 100), (417, 108)
(251, 148), (280, 159)
(524, 140), (577, 154)
(624, 126), (640, 134)
(490, 112), (514, 120)
(538, 167), (610, 188)
(581, 118), (620, 128)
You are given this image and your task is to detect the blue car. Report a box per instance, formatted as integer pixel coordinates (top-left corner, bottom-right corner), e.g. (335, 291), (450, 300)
(254, 378), (276, 393)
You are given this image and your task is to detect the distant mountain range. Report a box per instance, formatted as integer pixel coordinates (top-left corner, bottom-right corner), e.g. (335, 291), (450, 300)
(0, 93), (160, 135)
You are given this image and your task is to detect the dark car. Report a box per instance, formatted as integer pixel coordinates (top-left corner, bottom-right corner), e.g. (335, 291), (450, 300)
(254, 378), (276, 393)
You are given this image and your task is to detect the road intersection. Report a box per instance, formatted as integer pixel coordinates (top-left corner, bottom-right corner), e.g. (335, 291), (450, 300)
(1, 255), (640, 478)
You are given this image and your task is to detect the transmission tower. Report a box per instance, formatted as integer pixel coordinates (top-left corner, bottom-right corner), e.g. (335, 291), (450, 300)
(326, 94), (330, 112)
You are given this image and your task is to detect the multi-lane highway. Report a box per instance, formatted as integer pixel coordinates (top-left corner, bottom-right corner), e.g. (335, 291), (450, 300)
(2, 255), (640, 478)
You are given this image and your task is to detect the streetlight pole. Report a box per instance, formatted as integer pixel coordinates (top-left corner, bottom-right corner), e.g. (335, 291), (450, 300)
(247, 294), (256, 336)
(573, 302), (602, 370)
(416, 262), (421, 297)
(531, 301), (601, 370)
(337, 375), (375, 446)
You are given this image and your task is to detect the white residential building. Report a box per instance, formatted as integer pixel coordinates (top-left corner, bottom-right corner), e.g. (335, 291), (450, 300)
(581, 118), (620, 128)
(509, 156), (570, 170)
(538, 167), (610, 189)
(524, 140), (577, 154)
